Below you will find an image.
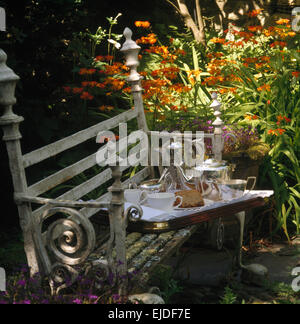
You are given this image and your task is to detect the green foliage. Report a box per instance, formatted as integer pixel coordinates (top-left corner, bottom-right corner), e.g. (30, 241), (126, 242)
(219, 286), (238, 304)
(149, 265), (183, 303)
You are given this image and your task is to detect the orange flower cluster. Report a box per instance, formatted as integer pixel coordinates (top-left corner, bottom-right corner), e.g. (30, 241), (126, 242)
(104, 77), (126, 91)
(257, 84), (271, 92)
(99, 105), (114, 112)
(218, 87), (237, 94)
(136, 33), (157, 45)
(72, 87), (84, 94)
(79, 68), (96, 75)
(263, 25), (295, 39)
(207, 52), (224, 59)
(142, 79), (168, 98)
(242, 56), (271, 69)
(81, 81), (105, 88)
(277, 115), (291, 125)
(268, 128), (286, 136)
(276, 19), (290, 25)
(169, 83), (191, 93)
(145, 45), (177, 62)
(99, 62), (128, 75)
(80, 91), (94, 100)
(63, 86), (72, 93)
(187, 69), (202, 85)
(248, 26), (263, 33)
(270, 41), (287, 48)
(202, 75), (225, 86)
(245, 114), (259, 120)
(95, 55), (114, 62)
(210, 37), (226, 44)
(151, 66), (180, 80)
(292, 71), (300, 78)
(135, 21), (151, 28)
(246, 9), (263, 18)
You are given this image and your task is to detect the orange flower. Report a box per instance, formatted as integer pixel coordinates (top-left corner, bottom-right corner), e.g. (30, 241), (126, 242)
(135, 21), (151, 28)
(100, 62), (128, 75)
(99, 105), (114, 112)
(104, 77), (126, 91)
(284, 117), (291, 123)
(210, 37), (226, 44)
(63, 86), (71, 93)
(80, 91), (94, 100)
(95, 55), (114, 62)
(268, 129), (277, 136)
(245, 114), (259, 120)
(270, 41), (287, 48)
(248, 26), (263, 33)
(72, 87), (84, 94)
(136, 33), (157, 45)
(263, 27), (275, 37)
(79, 68), (96, 75)
(243, 57), (258, 64)
(292, 71), (300, 78)
(257, 84), (271, 92)
(277, 128), (286, 135)
(276, 18), (290, 25)
(277, 115), (291, 124)
(268, 128), (286, 136)
(246, 9), (263, 18)
(82, 81), (98, 88)
(260, 56), (271, 63)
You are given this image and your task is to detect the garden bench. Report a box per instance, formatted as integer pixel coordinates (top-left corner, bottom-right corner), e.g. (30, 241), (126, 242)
(0, 27), (272, 297)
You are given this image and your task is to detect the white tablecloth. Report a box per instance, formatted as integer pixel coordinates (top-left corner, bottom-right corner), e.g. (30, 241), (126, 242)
(125, 190), (274, 223)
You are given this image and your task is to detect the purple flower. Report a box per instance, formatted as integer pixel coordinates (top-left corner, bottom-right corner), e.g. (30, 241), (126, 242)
(17, 280), (26, 287)
(112, 294), (120, 302)
(23, 300), (31, 305)
(88, 295), (98, 300)
(72, 299), (82, 304)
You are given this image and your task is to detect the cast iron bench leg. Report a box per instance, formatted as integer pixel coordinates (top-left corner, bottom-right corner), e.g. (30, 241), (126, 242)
(235, 211), (245, 269)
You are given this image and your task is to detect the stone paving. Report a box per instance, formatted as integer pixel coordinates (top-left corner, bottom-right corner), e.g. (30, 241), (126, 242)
(162, 235), (300, 304)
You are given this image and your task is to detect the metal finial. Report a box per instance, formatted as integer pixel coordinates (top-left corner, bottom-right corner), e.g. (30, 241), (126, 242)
(211, 92), (218, 100)
(120, 27), (140, 52)
(210, 92), (221, 111)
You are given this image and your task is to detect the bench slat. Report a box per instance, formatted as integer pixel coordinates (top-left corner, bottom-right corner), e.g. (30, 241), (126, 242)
(28, 131), (147, 197)
(28, 152), (98, 197)
(31, 167), (112, 219)
(131, 226), (198, 287)
(23, 109), (138, 169)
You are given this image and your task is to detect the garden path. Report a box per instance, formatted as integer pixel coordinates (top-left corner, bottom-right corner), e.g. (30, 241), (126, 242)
(163, 235), (300, 304)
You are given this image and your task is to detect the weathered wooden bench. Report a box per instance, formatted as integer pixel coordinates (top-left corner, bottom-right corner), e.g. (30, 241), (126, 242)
(0, 28), (272, 298)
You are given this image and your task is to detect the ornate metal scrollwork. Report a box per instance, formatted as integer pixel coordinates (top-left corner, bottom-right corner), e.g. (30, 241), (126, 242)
(210, 217), (225, 251)
(125, 204), (143, 223)
(35, 207), (96, 294)
(49, 262), (79, 296)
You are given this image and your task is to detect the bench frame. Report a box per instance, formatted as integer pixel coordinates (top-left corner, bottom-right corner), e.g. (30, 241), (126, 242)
(0, 28), (227, 296)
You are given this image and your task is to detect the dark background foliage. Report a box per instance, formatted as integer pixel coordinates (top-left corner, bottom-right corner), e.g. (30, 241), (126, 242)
(0, 0), (180, 230)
